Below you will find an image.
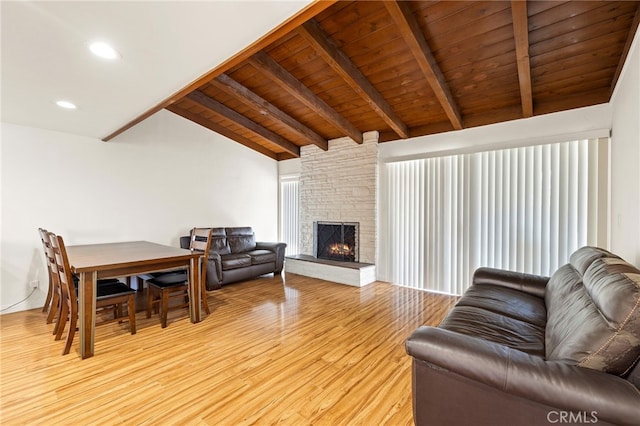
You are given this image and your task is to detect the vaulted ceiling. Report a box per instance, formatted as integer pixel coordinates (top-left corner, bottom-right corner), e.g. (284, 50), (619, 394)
(106, 1), (640, 160)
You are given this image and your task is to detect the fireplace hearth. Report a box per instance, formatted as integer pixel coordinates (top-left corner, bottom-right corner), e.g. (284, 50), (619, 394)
(314, 221), (359, 262)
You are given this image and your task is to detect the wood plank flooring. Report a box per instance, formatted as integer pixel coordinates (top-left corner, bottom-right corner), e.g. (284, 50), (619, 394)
(0, 273), (457, 425)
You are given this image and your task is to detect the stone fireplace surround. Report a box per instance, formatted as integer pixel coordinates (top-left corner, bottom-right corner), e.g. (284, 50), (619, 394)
(285, 132), (378, 286)
(300, 132), (377, 263)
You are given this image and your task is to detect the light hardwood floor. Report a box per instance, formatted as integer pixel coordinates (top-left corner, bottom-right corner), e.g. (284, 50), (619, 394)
(0, 273), (457, 425)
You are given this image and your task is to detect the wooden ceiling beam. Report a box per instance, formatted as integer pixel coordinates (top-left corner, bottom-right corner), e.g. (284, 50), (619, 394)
(277, 152), (298, 161)
(511, 0), (534, 117)
(166, 105), (278, 160)
(379, 121), (453, 143)
(298, 19), (409, 139)
(384, 1), (463, 130)
(187, 91), (300, 157)
(212, 74), (328, 151)
(248, 51), (363, 144)
(611, 3), (640, 95)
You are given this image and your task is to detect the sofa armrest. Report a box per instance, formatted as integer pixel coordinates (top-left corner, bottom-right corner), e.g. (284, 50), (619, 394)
(179, 235), (190, 250)
(256, 241), (287, 273)
(201, 252), (222, 290)
(255, 241), (287, 252)
(472, 267), (549, 298)
(406, 326), (640, 425)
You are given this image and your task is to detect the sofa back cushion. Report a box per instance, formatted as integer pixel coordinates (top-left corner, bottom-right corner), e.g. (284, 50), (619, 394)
(545, 246), (640, 376)
(209, 227), (231, 255)
(226, 227), (256, 253)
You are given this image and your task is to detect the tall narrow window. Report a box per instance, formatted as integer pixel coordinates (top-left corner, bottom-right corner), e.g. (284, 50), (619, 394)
(384, 138), (607, 295)
(280, 176), (299, 256)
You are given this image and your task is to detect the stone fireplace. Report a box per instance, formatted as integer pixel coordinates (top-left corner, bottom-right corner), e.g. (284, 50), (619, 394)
(283, 132), (378, 286)
(299, 133), (378, 265)
(314, 221), (359, 262)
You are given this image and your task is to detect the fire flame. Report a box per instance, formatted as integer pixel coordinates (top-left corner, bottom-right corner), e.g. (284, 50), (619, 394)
(328, 243), (352, 255)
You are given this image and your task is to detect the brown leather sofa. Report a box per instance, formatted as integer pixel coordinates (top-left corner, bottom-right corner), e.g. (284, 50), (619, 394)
(180, 227), (286, 290)
(406, 246), (640, 426)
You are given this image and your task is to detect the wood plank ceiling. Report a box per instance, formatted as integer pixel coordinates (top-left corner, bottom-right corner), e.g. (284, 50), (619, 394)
(105, 1), (640, 160)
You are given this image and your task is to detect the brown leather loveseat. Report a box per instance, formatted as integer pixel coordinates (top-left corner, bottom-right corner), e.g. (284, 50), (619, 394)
(180, 227), (286, 290)
(406, 246), (640, 426)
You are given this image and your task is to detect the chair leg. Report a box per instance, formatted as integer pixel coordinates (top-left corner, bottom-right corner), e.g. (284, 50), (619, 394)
(161, 290), (169, 328)
(42, 276), (53, 313)
(201, 278), (211, 315)
(136, 276), (145, 292)
(55, 303), (69, 341)
(63, 313), (77, 355)
(202, 292), (210, 315)
(47, 291), (60, 325)
(146, 286), (153, 319)
(127, 294), (136, 334)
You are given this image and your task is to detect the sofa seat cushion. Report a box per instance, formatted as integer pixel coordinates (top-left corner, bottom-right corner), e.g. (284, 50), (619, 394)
(456, 284), (547, 328)
(246, 249), (276, 265)
(220, 253), (252, 271)
(439, 305), (546, 357)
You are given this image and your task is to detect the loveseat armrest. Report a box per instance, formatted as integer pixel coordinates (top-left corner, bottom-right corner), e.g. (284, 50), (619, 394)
(472, 267), (549, 298)
(205, 252), (223, 288)
(255, 242), (287, 273)
(179, 235), (190, 249)
(255, 241), (287, 252)
(406, 326), (640, 425)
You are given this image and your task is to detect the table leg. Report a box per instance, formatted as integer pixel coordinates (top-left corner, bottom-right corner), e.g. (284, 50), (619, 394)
(78, 271), (97, 359)
(189, 257), (201, 323)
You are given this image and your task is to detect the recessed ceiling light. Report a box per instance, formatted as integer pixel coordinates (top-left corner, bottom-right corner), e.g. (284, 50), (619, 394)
(56, 100), (77, 109)
(89, 41), (120, 60)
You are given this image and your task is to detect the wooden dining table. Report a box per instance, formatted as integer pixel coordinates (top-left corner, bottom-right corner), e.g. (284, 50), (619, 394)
(66, 241), (202, 359)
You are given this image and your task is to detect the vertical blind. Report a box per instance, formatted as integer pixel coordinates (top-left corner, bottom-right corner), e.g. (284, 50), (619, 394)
(386, 139), (603, 295)
(280, 178), (300, 256)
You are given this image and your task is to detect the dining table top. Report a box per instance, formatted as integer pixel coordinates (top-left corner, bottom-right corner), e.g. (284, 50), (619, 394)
(66, 240), (197, 273)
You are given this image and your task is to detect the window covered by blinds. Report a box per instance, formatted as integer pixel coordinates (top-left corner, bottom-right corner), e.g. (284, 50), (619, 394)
(280, 177), (300, 256)
(385, 139), (606, 295)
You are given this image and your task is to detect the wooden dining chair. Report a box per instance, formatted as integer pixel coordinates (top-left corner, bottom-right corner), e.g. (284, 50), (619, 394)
(48, 232), (137, 355)
(38, 228), (59, 324)
(39, 228), (124, 336)
(146, 228), (213, 328)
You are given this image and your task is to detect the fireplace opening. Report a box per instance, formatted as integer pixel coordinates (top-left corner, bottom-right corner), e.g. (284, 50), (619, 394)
(314, 221), (359, 262)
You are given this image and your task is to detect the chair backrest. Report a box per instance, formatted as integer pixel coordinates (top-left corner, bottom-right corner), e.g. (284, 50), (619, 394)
(48, 233), (78, 316)
(38, 228), (57, 287)
(190, 228), (213, 286)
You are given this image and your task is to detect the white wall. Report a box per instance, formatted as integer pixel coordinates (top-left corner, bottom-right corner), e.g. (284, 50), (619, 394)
(610, 29), (640, 266)
(278, 158), (301, 177)
(1, 109), (278, 313)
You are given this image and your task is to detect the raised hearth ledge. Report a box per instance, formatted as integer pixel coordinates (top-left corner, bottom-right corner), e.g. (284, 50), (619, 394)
(285, 254), (376, 287)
